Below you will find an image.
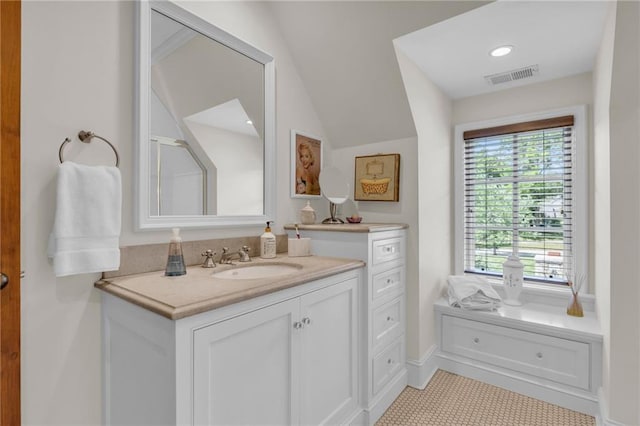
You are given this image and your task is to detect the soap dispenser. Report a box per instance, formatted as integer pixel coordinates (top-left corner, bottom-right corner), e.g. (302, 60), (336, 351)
(165, 228), (186, 276)
(260, 221), (277, 259)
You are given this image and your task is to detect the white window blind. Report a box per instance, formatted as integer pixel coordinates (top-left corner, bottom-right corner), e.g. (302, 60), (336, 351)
(463, 115), (574, 284)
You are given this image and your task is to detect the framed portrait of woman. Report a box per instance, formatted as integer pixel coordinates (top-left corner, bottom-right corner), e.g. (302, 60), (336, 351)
(291, 130), (323, 198)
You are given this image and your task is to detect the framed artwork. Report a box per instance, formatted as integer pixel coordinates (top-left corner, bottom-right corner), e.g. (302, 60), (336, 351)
(291, 130), (323, 198)
(354, 153), (400, 202)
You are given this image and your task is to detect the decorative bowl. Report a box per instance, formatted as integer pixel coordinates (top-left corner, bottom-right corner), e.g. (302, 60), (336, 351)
(346, 216), (363, 224)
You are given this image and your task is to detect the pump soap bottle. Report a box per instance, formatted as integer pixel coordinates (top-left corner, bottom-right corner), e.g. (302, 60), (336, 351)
(165, 228), (186, 276)
(260, 221), (277, 259)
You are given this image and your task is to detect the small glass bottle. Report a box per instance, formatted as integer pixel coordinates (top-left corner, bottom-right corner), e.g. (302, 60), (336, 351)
(165, 228), (186, 276)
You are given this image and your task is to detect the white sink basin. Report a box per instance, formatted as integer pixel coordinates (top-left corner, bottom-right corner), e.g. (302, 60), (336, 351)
(211, 263), (302, 280)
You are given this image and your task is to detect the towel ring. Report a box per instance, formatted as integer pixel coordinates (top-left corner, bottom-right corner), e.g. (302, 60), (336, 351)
(58, 130), (120, 167)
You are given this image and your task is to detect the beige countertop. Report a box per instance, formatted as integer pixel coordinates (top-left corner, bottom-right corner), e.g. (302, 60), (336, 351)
(95, 254), (364, 320)
(284, 223), (408, 233)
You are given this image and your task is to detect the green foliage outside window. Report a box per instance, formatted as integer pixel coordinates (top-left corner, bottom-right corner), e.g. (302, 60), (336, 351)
(466, 128), (569, 277)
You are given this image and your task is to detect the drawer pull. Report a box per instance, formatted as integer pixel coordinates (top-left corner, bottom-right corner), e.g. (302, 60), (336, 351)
(536, 352), (543, 359)
(302, 317), (312, 326)
(387, 358), (393, 364)
(473, 337), (480, 344)
(387, 316), (393, 322)
(293, 322), (303, 330)
(386, 278), (393, 284)
(384, 246), (395, 253)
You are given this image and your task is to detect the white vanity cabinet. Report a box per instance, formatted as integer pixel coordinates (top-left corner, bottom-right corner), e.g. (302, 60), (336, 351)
(102, 269), (360, 425)
(192, 278), (358, 425)
(285, 224), (408, 424)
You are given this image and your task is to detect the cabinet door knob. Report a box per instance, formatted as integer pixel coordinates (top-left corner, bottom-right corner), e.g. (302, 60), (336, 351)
(387, 316), (393, 322)
(302, 317), (312, 325)
(473, 337), (480, 344)
(387, 358), (393, 364)
(536, 352), (543, 359)
(293, 322), (303, 330)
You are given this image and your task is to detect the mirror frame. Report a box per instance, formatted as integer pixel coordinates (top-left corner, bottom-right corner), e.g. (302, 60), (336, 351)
(135, 0), (276, 230)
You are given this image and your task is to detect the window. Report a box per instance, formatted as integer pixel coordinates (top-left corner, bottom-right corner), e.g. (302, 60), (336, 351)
(455, 107), (587, 286)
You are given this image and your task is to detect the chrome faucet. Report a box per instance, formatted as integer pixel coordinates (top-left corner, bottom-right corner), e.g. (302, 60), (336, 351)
(220, 246), (252, 265)
(201, 249), (217, 268)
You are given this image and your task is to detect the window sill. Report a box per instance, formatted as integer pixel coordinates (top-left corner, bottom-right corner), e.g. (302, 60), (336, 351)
(483, 276), (595, 312)
(434, 297), (602, 342)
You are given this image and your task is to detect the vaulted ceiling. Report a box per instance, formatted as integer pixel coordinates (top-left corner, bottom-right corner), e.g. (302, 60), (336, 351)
(267, 1), (609, 149)
(267, 1), (488, 149)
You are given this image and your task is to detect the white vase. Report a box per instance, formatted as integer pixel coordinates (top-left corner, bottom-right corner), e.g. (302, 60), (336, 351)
(502, 255), (524, 306)
(300, 201), (316, 224)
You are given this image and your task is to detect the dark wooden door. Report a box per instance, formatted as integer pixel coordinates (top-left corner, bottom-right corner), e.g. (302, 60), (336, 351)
(0, 0), (21, 424)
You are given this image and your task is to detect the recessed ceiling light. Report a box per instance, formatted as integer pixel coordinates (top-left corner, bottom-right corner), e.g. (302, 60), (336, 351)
(490, 45), (513, 57)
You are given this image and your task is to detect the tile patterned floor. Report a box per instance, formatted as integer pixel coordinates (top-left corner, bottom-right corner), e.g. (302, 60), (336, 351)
(376, 370), (595, 426)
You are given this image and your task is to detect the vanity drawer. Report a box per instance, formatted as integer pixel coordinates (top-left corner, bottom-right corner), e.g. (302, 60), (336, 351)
(372, 337), (404, 395)
(372, 267), (403, 302)
(372, 297), (403, 352)
(441, 315), (590, 390)
(372, 238), (403, 266)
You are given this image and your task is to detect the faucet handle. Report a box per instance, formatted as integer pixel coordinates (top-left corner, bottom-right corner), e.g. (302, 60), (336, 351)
(201, 249), (216, 268)
(239, 245), (252, 262)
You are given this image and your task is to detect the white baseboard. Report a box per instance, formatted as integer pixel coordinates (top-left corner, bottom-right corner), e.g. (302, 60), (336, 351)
(364, 369), (408, 425)
(406, 344), (439, 389)
(346, 407), (366, 426)
(597, 388), (626, 426)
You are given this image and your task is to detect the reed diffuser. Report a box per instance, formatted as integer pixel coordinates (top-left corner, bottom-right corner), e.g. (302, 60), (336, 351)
(567, 273), (585, 317)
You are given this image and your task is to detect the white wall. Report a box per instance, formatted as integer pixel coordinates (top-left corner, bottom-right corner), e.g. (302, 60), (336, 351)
(150, 90), (184, 140)
(156, 143), (205, 215)
(331, 137), (419, 358)
(607, 1), (640, 423)
(592, 2), (615, 418)
(452, 72), (594, 125)
(185, 121), (263, 216)
(22, 3), (130, 423)
(22, 1), (328, 424)
(395, 48), (453, 360)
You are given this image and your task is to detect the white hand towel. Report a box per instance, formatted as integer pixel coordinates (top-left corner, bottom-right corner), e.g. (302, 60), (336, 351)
(447, 275), (502, 310)
(48, 161), (122, 277)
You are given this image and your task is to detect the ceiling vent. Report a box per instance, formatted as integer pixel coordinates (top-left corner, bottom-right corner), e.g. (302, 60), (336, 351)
(485, 65), (539, 86)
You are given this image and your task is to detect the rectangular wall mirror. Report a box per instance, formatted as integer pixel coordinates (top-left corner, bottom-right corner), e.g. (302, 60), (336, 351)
(136, 1), (275, 229)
